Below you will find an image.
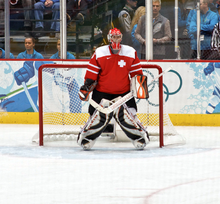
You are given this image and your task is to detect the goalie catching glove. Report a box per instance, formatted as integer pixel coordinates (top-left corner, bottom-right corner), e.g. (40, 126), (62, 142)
(78, 79), (97, 101)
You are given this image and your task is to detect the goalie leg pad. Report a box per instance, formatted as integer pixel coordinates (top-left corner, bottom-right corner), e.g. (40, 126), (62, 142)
(114, 105), (149, 150)
(77, 99), (113, 149)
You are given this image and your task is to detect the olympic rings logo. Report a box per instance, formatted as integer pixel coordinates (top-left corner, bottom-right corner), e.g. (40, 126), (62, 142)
(137, 69), (182, 106)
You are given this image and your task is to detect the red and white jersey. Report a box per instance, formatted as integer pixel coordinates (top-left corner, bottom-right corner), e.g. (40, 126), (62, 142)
(85, 45), (143, 94)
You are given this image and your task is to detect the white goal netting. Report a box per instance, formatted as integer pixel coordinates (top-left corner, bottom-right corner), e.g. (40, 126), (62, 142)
(34, 63), (184, 147)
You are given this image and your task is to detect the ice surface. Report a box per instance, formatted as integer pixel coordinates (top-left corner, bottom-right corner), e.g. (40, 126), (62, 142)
(0, 124), (220, 204)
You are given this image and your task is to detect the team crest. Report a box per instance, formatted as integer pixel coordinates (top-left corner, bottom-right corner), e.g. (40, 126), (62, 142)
(118, 60), (126, 68)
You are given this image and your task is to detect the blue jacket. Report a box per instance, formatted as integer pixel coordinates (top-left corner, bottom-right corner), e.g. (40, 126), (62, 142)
(17, 49), (44, 59)
(178, 7), (187, 27)
(176, 6), (188, 39)
(131, 24), (141, 59)
(186, 9), (196, 34)
(39, 0), (59, 3)
(50, 51), (75, 59)
(186, 9), (196, 48)
(0, 48), (14, 59)
(189, 8), (218, 50)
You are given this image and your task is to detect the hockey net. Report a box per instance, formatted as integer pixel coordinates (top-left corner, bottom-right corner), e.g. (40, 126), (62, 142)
(35, 62), (182, 147)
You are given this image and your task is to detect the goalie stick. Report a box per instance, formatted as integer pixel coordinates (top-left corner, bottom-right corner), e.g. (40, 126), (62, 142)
(89, 66), (172, 114)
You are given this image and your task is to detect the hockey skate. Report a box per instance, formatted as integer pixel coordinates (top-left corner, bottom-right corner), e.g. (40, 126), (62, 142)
(77, 135), (97, 150)
(131, 132), (149, 150)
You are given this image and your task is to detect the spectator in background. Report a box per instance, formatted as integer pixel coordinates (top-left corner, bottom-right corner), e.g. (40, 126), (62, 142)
(118, 0), (138, 46)
(217, 3), (220, 21)
(67, 0), (92, 25)
(208, 0), (217, 12)
(34, 0), (60, 38)
(50, 38), (75, 59)
(0, 48), (15, 59)
(186, 2), (196, 59)
(17, 37), (44, 59)
(176, 0), (192, 59)
(134, 0), (172, 59)
(130, 6), (145, 59)
(0, 0), (35, 37)
(188, 0), (218, 59)
(208, 17), (220, 59)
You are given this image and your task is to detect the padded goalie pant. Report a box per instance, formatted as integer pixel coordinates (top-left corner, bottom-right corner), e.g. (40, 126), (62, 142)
(114, 104), (149, 150)
(77, 99), (149, 150)
(77, 99), (114, 149)
(88, 89), (137, 115)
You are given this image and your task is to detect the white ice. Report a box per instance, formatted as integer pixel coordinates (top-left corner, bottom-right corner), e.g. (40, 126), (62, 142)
(0, 124), (220, 204)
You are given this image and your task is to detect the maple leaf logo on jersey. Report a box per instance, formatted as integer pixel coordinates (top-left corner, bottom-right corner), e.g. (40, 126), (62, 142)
(118, 60), (126, 68)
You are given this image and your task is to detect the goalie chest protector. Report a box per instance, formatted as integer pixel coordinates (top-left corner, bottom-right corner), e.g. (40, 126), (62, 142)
(86, 45), (143, 94)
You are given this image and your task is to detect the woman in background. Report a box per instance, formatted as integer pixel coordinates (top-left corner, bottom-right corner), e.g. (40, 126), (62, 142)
(130, 6), (145, 59)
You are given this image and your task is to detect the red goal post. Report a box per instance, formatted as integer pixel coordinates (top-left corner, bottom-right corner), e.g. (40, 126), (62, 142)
(38, 63), (164, 147)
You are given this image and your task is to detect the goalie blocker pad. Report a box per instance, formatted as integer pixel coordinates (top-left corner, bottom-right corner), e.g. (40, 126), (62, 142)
(131, 75), (149, 99)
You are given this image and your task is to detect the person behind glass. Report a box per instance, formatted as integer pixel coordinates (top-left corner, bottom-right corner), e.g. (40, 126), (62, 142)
(208, 0), (217, 12)
(0, 0), (35, 37)
(67, 0), (92, 25)
(210, 3), (220, 59)
(134, 0), (172, 59)
(208, 9), (220, 60)
(50, 38), (75, 59)
(130, 6), (145, 59)
(176, 0), (192, 59)
(118, 0), (138, 46)
(17, 37), (44, 59)
(188, 0), (218, 59)
(0, 48), (14, 59)
(34, 0), (60, 38)
(186, 2), (197, 59)
(217, 3), (220, 21)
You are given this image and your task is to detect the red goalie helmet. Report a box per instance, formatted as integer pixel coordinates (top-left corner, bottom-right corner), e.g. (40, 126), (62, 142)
(107, 28), (122, 50)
